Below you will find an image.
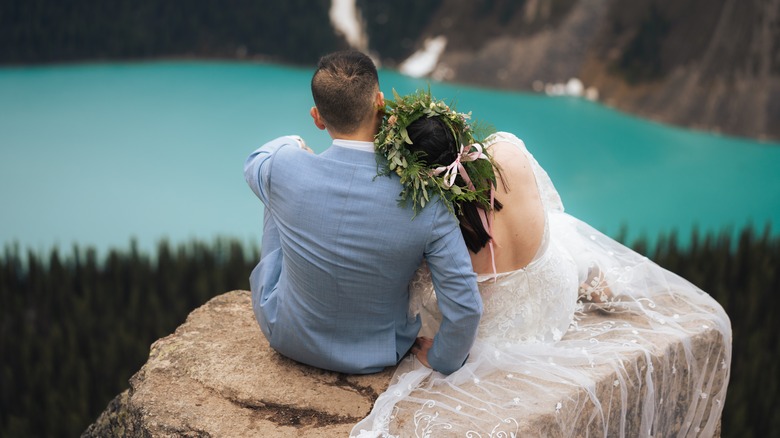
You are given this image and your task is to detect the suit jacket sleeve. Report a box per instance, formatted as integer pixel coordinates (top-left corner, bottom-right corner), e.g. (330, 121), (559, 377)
(424, 202), (483, 375)
(243, 136), (301, 205)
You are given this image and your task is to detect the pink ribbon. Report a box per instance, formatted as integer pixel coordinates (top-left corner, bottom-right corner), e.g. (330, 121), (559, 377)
(432, 144), (489, 189)
(433, 144), (498, 276)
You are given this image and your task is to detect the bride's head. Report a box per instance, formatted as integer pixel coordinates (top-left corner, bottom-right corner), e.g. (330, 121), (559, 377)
(406, 116), (503, 254)
(406, 116), (458, 170)
(374, 89), (503, 253)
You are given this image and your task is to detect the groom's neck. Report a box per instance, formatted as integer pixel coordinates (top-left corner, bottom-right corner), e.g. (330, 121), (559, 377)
(328, 111), (382, 143)
(328, 126), (377, 143)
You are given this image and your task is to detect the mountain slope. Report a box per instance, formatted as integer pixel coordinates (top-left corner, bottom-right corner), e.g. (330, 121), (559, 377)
(361, 0), (779, 141)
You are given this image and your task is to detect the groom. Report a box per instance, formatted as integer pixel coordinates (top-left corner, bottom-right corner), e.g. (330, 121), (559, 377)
(244, 50), (481, 375)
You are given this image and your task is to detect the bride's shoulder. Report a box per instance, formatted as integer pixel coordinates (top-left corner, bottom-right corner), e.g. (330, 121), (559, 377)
(485, 135), (536, 189)
(485, 131), (526, 149)
(485, 133), (528, 163)
(485, 132), (531, 159)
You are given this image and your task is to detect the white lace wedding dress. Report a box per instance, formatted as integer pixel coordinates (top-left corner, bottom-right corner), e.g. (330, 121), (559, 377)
(352, 132), (731, 437)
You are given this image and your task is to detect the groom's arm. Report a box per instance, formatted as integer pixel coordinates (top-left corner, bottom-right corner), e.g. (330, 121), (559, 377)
(243, 135), (307, 205)
(245, 135), (312, 258)
(423, 204), (483, 375)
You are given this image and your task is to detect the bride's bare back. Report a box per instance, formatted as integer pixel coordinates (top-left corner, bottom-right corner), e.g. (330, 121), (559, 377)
(470, 140), (546, 274)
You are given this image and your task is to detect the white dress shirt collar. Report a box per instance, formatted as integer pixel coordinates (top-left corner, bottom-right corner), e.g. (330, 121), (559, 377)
(332, 139), (375, 153)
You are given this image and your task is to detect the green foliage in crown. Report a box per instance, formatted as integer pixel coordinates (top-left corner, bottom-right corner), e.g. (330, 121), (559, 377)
(375, 89), (498, 215)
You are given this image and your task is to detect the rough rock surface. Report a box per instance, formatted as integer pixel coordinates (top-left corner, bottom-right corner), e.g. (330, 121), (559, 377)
(82, 291), (394, 437)
(84, 290), (727, 437)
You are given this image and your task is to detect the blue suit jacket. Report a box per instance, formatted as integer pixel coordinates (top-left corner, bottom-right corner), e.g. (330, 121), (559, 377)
(244, 136), (482, 374)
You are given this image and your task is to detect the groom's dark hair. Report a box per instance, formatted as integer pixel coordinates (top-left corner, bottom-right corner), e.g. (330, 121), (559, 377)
(311, 50), (379, 135)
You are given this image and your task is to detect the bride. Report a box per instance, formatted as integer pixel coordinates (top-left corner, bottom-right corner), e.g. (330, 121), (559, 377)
(351, 90), (731, 437)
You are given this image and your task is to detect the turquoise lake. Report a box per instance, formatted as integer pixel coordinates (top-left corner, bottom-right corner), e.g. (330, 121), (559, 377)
(1, 61), (779, 255)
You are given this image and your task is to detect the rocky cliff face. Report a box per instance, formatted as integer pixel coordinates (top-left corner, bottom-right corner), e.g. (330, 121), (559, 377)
(361, 0), (780, 141)
(84, 290), (729, 437)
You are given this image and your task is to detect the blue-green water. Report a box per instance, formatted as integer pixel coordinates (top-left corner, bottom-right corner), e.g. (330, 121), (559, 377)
(1, 61), (779, 255)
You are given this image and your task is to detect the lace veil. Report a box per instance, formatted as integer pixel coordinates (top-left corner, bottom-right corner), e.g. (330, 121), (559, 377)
(352, 133), (731, 437)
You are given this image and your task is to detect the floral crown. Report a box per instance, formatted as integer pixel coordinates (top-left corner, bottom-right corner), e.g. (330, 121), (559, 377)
(375, 89), (498, 215)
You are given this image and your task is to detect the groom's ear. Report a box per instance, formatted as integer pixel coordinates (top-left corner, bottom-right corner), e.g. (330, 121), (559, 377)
(375, 91), (385, 110)
(310, 107), (327, 130)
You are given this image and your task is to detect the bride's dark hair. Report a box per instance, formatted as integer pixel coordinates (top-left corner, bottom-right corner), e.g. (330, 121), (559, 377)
(406, 116), (503, 253)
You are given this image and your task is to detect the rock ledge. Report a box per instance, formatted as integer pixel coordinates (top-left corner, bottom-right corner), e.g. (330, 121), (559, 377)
(84, 290), (727, 437)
